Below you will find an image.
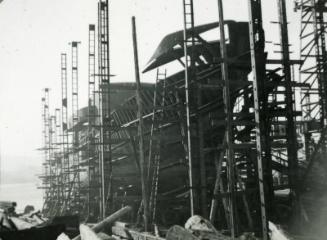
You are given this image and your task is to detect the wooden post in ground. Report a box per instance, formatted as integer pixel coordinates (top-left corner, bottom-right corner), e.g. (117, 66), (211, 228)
(131, 16), (150, 232)
(73, 206), (132, 240)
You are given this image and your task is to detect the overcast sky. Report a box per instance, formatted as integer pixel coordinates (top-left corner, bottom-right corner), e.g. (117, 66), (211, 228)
(0, 0), (300, 207)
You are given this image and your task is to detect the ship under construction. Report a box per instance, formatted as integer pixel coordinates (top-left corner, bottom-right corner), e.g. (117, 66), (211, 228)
(38, 0), (327, 239)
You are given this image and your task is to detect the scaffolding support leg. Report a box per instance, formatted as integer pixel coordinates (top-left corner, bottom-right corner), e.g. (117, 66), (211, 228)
(248, 0), (268, 239)
(132, 16), (149, 232)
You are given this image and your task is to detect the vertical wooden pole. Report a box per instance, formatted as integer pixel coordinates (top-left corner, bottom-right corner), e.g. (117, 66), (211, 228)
(248, 0), (268, 239)
(182, 0), (197, 216)
(217, 0), (236, 238)
(97, 1), (105, 219)
(277, 0), (300, 220)
(132, 16), (149, 231)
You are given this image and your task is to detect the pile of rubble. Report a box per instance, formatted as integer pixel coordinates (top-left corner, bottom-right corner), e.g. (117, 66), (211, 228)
(0, 201), (77, 240)
(1, 203), (292, 240)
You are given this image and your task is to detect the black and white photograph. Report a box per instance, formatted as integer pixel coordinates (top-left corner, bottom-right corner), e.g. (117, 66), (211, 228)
(0, 0), (326, 239)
